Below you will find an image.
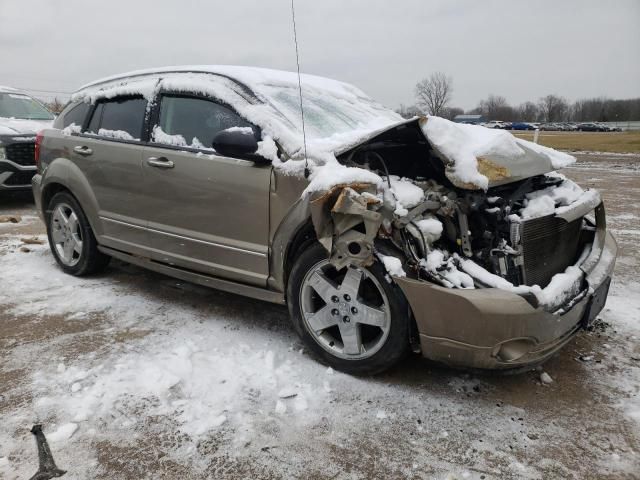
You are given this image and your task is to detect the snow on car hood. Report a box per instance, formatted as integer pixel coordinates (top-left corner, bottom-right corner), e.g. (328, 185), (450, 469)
(0, 117), (53, 136)
(419, 116), (575, 190)
(323, 116), (576, 191)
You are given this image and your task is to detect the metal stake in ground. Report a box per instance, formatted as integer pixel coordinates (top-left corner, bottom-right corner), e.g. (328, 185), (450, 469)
(29, 424), (66, 480)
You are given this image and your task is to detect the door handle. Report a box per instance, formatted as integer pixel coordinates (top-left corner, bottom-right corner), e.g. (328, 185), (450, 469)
(73, 145), (93, 156)
(147, 156), (174, 169)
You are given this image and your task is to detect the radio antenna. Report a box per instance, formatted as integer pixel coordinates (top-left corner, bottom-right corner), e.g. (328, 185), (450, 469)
(290, 0), (310, 178)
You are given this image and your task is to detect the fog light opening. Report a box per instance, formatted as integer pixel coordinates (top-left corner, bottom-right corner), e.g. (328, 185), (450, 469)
(494, 339), (536, 362)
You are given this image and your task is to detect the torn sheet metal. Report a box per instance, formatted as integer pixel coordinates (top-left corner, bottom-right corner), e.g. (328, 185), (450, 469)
(309, 184), (383, 269)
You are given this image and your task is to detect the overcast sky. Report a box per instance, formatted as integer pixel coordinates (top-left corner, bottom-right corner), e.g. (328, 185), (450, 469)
(1, 0), (638, 110)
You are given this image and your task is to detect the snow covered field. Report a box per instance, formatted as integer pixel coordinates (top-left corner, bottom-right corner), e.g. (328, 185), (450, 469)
(0, 154), (638, 479)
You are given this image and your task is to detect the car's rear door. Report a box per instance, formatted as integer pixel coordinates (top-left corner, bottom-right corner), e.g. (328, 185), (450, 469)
(72, 96), (151, 256)
(141, 93), (271, 286)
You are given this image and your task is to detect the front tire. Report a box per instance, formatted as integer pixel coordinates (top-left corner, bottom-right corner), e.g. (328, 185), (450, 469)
(287, 242), (410, 375)
(46, 191), (110, 276)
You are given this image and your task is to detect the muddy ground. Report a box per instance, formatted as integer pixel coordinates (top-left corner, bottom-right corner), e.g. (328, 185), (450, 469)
(0, 153), (638, 479)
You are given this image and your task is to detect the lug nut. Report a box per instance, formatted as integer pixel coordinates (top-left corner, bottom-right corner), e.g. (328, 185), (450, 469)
(351, 306), (358, 314)
(331, 295), (339, 303)
(343, 316), (351, 323)
(331, 308), (339, 316)
(343, 294), (351, 302)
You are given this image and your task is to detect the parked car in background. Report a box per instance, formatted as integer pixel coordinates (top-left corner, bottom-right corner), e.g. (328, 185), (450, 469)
(32, 66), (616, 374)
(0, 86), (55, 191)
(541, 123), (575, 131)
(577, 122), (607, 132)
(510, 122), (535, 131)
(482, 120), (509, 129)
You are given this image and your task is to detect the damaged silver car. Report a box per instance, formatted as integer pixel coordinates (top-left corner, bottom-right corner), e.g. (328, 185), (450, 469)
(32, 66), (616, 374)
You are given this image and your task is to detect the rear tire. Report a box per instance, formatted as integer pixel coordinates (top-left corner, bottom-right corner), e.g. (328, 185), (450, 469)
(287, 242), (410, 375)
(46, 191), (110, 276)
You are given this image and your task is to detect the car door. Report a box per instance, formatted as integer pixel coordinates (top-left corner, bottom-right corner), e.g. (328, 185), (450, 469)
(72, 96), (151, 256)
(141, 93), (272, 287)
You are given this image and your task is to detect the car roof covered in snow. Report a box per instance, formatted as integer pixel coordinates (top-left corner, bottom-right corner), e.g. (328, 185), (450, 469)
(73, 65), (404, 163)
(77, 65), (368, 100)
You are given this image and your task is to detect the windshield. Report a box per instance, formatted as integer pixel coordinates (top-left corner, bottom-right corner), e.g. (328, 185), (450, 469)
(259, 84), (402, 141)
(0, 92), (54, 120)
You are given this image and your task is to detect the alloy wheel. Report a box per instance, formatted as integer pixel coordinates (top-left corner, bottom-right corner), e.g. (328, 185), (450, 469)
(299, 260), (391, 360)
(50, 202), (83, 267)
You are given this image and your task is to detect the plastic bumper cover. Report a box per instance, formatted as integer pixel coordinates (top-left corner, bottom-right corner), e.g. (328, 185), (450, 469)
(0, 159), (36, 190)
(396, 211), (617, 370)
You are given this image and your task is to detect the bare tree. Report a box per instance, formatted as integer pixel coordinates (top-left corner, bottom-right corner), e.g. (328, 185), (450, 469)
(44, 98), (65, 114)
(443, 106), (464, 121)
(476, 95), (515, 121)
(415, 72), (452, 116)
(517, 102), (539, 122)
(538, 95), (568, 122)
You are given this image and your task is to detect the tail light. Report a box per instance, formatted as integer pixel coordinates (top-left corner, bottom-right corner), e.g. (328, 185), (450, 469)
(34, 130), (44, 169)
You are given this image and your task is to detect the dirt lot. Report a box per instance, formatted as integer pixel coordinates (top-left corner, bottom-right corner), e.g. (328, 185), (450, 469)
(512, 131), (640, 154)
(0, 153), (639, 479)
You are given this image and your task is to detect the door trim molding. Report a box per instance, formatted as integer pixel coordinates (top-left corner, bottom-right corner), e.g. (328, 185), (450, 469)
(100, 216), (267, 258)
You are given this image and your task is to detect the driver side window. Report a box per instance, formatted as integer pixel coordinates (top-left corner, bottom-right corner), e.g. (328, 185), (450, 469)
(153, 95), (258, 151)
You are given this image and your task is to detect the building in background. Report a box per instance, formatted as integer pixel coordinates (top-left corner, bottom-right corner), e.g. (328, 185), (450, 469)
(453, 114), (485, 124)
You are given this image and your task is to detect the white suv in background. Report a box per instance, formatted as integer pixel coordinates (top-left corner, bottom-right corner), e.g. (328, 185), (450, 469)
(0, 86), (54, 191)
(482, 120), (508, 129)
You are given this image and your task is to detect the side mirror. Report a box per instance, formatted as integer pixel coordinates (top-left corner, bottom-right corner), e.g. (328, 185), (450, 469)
(212, 128), (259, 159)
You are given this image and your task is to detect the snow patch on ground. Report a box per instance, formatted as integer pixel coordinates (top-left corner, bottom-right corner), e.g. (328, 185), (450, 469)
(47, 423), (78, 443)
(0, 198), (638, 478)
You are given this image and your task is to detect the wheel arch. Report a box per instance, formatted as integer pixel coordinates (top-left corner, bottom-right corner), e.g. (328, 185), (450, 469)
(284, 218), (320, 286)
(268, 196), (315, 295)
(40, 159), (102, 237)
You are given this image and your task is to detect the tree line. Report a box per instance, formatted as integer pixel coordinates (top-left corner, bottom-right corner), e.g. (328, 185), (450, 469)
(398, 72), (640, 123)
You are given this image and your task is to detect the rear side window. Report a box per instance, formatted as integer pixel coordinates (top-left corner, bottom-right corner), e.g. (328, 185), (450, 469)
(54, 101), (90, 130)
(86, 97), (147, 141)
(63, 102), (91, 129)
(153, 95), (257, 149)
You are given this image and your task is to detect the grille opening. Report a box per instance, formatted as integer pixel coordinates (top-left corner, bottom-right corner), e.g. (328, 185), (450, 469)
(3, 171), (34, 186)
(5, 142), (36, 166)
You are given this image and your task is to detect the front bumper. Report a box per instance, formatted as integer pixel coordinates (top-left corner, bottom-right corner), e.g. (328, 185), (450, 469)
(0, 136), (37, 191)
(396, 207), (617, 370)
(0, 158), (36, 191)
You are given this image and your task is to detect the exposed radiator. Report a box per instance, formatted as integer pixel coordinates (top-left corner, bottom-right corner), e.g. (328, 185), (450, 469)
(520, 215), (583, 288)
